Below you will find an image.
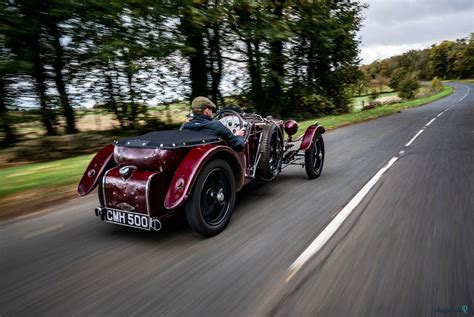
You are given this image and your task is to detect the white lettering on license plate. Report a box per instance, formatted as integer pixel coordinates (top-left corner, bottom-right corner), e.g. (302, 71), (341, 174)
(105, 209), (150, 230)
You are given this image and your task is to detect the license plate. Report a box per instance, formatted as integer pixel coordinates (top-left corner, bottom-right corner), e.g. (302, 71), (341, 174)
(103, 208), (150, 231)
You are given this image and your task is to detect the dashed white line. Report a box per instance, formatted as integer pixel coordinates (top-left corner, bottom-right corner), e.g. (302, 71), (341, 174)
(425, 118), (436, 127)
(405, 129), (424, 147)
(457, 84), (470, 102)
(23, 223), (64, 239)
(285, 83), (471, 282)
(286, 157), (399, 281)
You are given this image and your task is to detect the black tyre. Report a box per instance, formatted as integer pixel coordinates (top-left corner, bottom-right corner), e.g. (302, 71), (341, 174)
(185, 159), (236, 237)
(257, 124), (283, 181)
(98, 181), (105, 206)
(304, 134), (324, 179)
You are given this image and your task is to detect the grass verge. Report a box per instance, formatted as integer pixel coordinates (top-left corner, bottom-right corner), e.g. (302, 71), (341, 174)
(298, 85), (453, 133)
(0, 85), (454, 219)
(0, 154), (93, 198)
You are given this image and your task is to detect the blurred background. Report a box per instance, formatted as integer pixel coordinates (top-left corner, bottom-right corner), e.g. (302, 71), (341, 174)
(0, 0), (472, 216)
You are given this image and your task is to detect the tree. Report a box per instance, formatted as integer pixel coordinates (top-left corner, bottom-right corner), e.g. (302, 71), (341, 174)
(179, 1), (209, 100)
(0, 68), (16, 145)
(1, 0), (369, 134)
(69, 0), (176, 128)
(227, 0), (269, 114)
(351, 68), (371, 96)
(0, 19), (18, 144)
(285, 0), (365, 116)
(389, 68), (407, 91)
(452, 34), (474, 79)
(1, 0), (81, 135)
(430, 41), (455, 79)
(1, 1), (58, 135)
(45, 0), (77, 134)
(398, 74), (419, 100)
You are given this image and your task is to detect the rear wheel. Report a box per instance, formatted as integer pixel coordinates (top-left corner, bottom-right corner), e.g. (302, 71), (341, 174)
(186, 159), (235, 237)
(304, 134), (324, 179)
(257, 124), (283, 181)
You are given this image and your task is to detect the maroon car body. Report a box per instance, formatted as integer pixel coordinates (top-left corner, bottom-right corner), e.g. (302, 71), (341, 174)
(78, 109), (325, 237)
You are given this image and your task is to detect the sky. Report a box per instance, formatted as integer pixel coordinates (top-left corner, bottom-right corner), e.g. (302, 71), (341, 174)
(358, 0), (474, 64)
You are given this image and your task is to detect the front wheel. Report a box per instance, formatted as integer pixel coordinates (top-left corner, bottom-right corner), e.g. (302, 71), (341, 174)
(304, 134), (324, 179)
(186, 159), (236, 237)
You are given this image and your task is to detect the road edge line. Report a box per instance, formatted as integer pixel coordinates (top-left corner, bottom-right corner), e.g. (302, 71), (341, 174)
(286, 156), (399, 281)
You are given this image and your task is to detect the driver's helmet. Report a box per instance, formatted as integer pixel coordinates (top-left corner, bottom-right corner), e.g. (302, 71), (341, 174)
(191, 97), (217, 112)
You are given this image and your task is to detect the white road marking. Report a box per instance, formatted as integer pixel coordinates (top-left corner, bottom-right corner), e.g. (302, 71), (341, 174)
(285, 82), (471, 282)
(425, 118), (436, 127)
(405, 129), (424, 147)
(434, 85), (469, 118)
(286, 157), (399, 282)
(457, 84), (470, 103)
(23, 223), (64, 239)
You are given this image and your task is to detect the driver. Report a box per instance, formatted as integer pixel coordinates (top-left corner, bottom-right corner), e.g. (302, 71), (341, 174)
(181, 96), (245, 152)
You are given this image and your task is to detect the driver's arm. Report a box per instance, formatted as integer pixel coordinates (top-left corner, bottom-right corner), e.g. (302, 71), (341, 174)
(211, 121), (245, 152)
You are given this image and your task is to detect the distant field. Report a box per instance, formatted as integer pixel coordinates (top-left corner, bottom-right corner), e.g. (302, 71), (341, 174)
(10, 93), (385, 141)
(8, 98), (252, 141)
(352, 91), (398, 109)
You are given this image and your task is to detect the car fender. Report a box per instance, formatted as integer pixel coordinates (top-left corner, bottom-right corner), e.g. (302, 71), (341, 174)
(299, 124), (325, 151)
(77, 144), (115, 196)
(164, 144), (245, 210)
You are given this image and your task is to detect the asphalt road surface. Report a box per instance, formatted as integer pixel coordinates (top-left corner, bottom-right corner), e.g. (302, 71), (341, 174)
(1, 83), (473, 316)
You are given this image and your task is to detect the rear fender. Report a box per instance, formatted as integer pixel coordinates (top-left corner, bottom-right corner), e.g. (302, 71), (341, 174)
(299, 124), (325, 151)
(164, 144), (244, 210)
(77, 144), (115, 196)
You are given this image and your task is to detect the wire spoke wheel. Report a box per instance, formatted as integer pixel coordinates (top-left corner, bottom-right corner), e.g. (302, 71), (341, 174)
(257, 124), (283, 181)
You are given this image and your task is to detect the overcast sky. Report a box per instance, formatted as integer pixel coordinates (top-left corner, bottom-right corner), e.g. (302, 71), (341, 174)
(358, 0), (474, 64)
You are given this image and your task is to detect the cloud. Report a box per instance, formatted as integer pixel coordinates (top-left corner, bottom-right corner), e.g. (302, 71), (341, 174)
(362, 0), (470, 25)
(360, 41), (434, 65)
(358, 0), (473, 63)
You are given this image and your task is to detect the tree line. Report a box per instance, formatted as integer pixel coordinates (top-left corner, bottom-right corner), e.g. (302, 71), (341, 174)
(356, 34), (474, 97)
(0, 0), (365, 145)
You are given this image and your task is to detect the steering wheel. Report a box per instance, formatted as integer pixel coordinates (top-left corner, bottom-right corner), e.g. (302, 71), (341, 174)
(213, 108), (245, 132)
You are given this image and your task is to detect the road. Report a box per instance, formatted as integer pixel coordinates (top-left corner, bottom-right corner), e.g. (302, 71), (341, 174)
(1, 83), (473, 316)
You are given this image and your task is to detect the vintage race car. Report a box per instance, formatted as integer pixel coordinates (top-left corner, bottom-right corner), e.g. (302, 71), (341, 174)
(77, 108), (325, 237)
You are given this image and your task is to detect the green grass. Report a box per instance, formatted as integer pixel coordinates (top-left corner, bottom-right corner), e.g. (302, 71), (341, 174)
(0, 154), (93, 197)
(0, 85), (453, 200)
(298, 85), (453, 134)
